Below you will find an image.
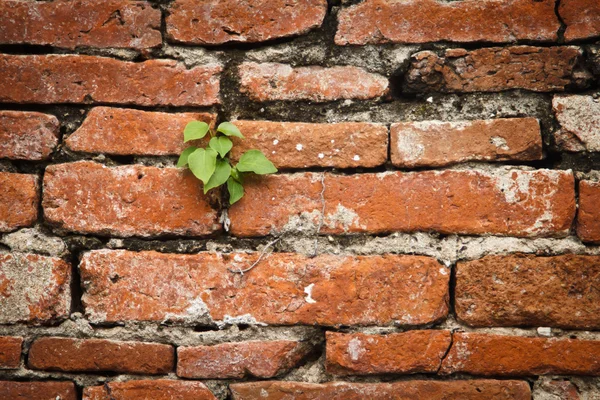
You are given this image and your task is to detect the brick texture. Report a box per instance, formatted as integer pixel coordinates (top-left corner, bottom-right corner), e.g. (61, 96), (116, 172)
(42, 161), (221, 237)
(0, 111), (59, 160)
(177, 341), (311, 379)
(0, 337), (22, 369)
(391, 118), (542, 168)
(336, 0), (559, 45)
(559, 0), (600, 41)
(0, 381), (76, 400)
(228, 170), (575, 238)
(0, 172), (39, 232)
(83, 380), (216, 400)
(0, 55), (221, 106)
(167, 0), (327, 45)
(0, 0), (161, 50)
(28, 337), (174, 374)
(553, 95), (600, 152)
(80, 250), (449, 326)
(577, 181), (600, 244)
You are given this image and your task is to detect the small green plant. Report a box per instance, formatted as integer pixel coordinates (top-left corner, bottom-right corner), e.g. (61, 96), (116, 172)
(177, 121), (277, 205)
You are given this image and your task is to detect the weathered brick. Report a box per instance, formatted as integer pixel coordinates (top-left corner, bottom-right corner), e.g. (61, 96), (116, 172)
(559, 0), (600, 41)
(405, 47), (590, 93)
(0, 54), (221, 106)
(167, 0), (326, 45)
(42, 161), (220, 238)
(455, 254), (600, 329)
(533, 378), (581, 400)
(0, 0), (161, 50)
(391, 118), (542, 168)
(228, 170), (575, 238)
(177, 341), (311, 379)
(336, 0), (559, 45)
(577, 181), (600, 244)
(553, 95), (600, 152)
(84, 380), (217, 400)
(441, 333), (600, 376)
(230, 380), (531, 400)
(0, 381), (76, 400)
(239, 62), (389, 102)
(0, 337), (22, 369)
(66, 107), (217, 156)
(80, 250), (449, 326)
(230, 121), (388, 168)
(0, 172), (39, 232)
(28, 337), (173, 374)
(325, 331), (451, 376)
(0, 111), (59, 160)
(0, 253), (70, 325)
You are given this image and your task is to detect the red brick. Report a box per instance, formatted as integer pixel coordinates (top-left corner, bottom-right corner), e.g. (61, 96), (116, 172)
(42, 161), (220, 238)
(455, 254), (600, 329)
(405, 46), (590, 93)
(230, 380), (531, 400)
(0, 0), (161, 50)
(28, 337), (173, 374)
(80, 250), (449, 326)
(533, 378), (581, 400)
(553, 95), (600, 152)
(0, 54), (221, 106)
(239, 62), (389, 102)
(84, 380), (216, 400)
(0, 337), (22, 369)
(0, 111), (59, 160)
(325, 331), (451, 376)
(577, 181), (600, 244)
(66, 107), (217, 156)
(559, 0), (600, 41)
(230, 121), (388, 168)
(167, 0), (326, 45)
(336, 0), (558, 45)
(177, 340), (311, 379)
(0, 172), (39, 232)
(441, 333), (600, 376)
(391, 118), (542, 168)
(0, 381), (76, 400)
(228, 170), (575, 238)
(0, 253), (70, 325)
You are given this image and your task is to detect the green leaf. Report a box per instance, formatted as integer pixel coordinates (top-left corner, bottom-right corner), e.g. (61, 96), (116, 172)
(227, 177), (244, 205)
(236, 150), (278, 174)
(177, 146), (197, 168)
(230, 166), (243, 183)
(188, 148), (217, 185)
(209, 136), (233, 158)
(184, 121), (210, 142)
(217, 122), (244, 138)
(204, 159), (231, 194)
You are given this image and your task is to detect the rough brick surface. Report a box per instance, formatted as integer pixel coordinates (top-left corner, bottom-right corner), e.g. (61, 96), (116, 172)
(0, 337), (22, 369)
(230, 380), (531, 400)
(325, 331), (451, 376)
(559, 0), (600, 41)
(553, 95), (600, 152)
(239, 63), (389, 102)
(405, 47), (590, 93)
(83, 380), (216, 400)
(391, 118), (542, 168)
(28, 337), (174, 374)
(533, 378), (581, 400)
(0, 0), (161, 50)
(0, 381), (76, 400)
(167, 0), (327, 45)
(80, 250), (449, 326)
(441, 333), (600, 376)
(336, 0), (559, 45)
(66, 107), (217, 155)
(177, 341), (311, 379)
(230, 121), (388, 168)
(0, 111), (59, 160)
(577, 181), (600, 244)
(228, 170), (575, 238)
(0, 172), (39, 232)
(43, 161), (220, 238)
(0, 55), (221, 106)
(455, 254), (600, 329)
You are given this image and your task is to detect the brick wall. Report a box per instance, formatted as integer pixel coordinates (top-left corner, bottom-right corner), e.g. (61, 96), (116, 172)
(1, 0), (600, 399)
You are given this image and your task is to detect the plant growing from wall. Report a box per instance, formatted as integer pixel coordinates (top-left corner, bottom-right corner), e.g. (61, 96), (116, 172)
(177, 121), (277, 205)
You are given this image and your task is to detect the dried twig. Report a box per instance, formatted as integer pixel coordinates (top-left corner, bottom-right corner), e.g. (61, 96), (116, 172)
(228, 237), (282, 275)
